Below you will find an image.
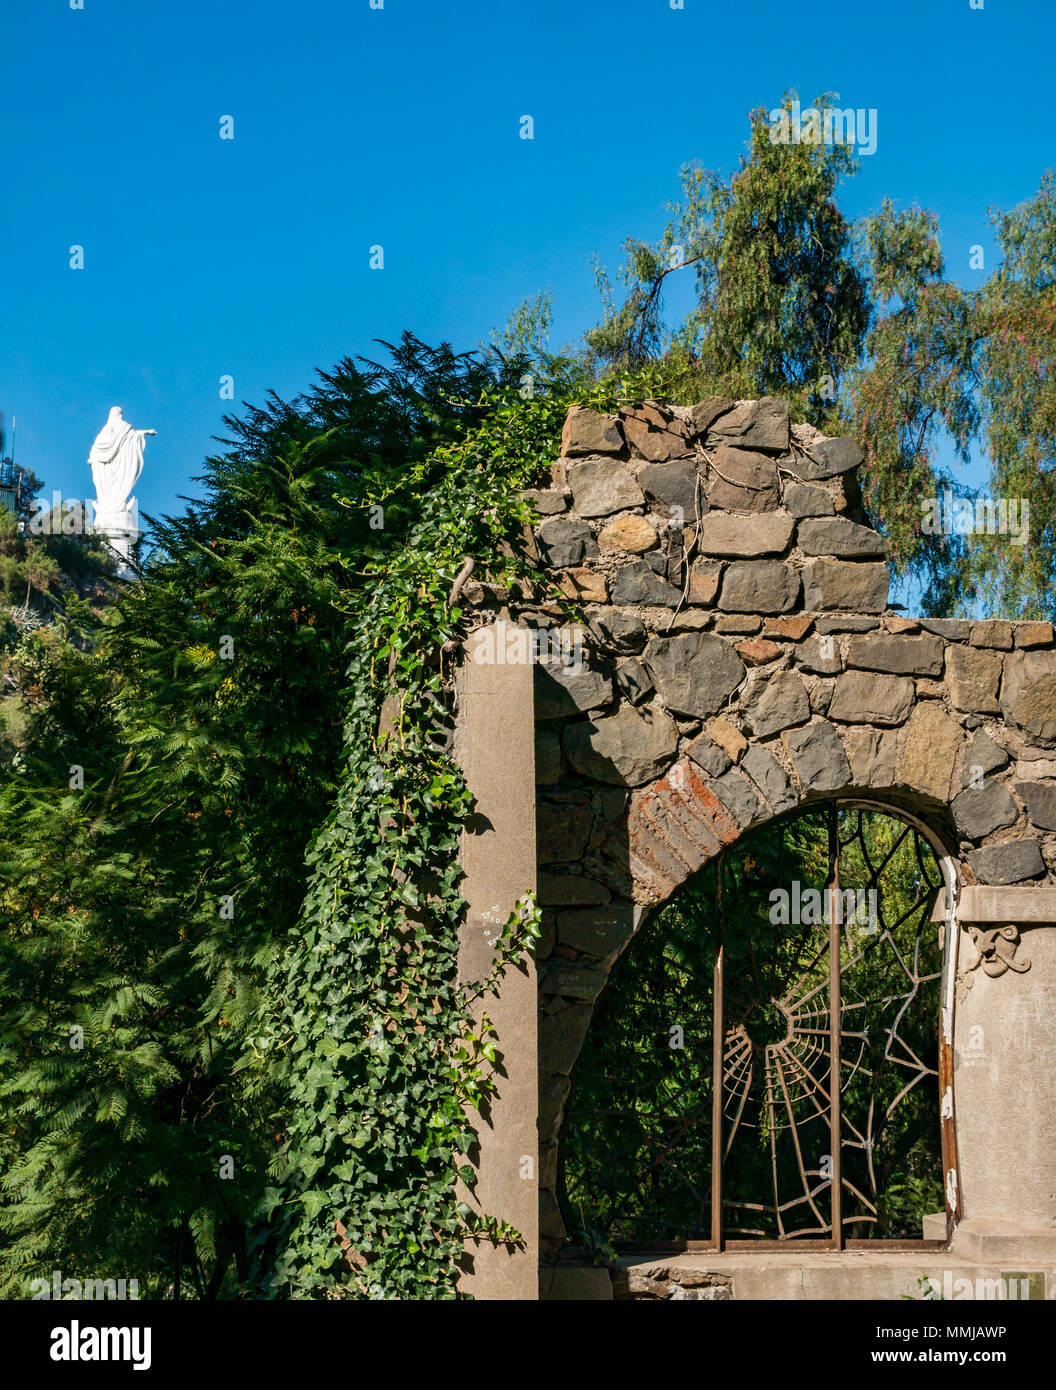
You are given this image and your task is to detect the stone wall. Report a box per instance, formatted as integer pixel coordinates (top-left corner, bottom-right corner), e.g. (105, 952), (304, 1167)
(458, 395), (1056, 1264)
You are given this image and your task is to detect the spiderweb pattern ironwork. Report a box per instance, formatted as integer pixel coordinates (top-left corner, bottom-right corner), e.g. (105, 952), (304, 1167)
(559, 805), (945, 1248)
(721, 808), (944, 1238)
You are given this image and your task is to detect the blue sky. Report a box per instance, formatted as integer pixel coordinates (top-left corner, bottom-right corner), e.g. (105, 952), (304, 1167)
(1, 0), (1053, 563)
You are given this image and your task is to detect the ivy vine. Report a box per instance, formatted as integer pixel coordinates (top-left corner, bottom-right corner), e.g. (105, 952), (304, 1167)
(250, 365), (679, 1298)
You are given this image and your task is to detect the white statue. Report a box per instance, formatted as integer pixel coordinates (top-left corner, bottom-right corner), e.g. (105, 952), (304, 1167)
(88, 406), (155, 574)
(89, 406), (155, 514)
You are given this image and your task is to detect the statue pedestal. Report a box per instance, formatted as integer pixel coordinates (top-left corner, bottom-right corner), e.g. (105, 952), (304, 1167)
(91, 501), (140, 579)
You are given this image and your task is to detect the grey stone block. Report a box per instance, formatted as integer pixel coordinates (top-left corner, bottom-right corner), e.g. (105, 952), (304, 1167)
(684, 397), (735, 439)
(796, 634), (843, 676)
(784, 482), (835, 518)
(640, 460), (705, 522)
(537, 799), (594, 863)
(537, 873), (612, 907)
(741, 744), (797, 813)
(708, 396), (789, 452)
(563, 704), (680, 786)
(802, 560), (889, 613)
(535, 661), (613, 720)
(783, 719), (852, 791)
(590, 609), (648, 653)
(687, 732), (732, 777)
(711, 768), (763, 828)
(797, 517), (888, 559)
(947, 646), (1003, 715)
(561, 407), (624, 457)
(567, 459), (645, 517)
(643, 632), (746, 719)
(539, 1002), (594, 1075)
(615, 657), (654, 705)
(622, 405), (689, 462)
(555, 908), (638, 961)
(815, 616), (881, 633)
(966, 840), (1045, 885)
(540, 960), (610, 997)
(846, 633), (946, 677)
(951, 782), (1018, 840)
(794, 435), (864, 479)
(1015, 781), (1056, 831)
(536, 516), (596, 568)
(810, 680), (835, 715)
(521, 487), (570, 515)
(695, 509), (794, 557)
(611, 560), (683, 607)
(740, 670), (811, 738)
(920, 618), (970, 641)
(828, 671), (915, 726)
(718, 559), (800, 614)
(961, 731), (1010, 785)
(707, 445), (780, 512)
(1002, 649), (1056, 745)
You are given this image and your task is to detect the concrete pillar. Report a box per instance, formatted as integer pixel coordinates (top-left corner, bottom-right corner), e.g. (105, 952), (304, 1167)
(454, 623), (538, 1299)
(949, 886), (1056, 1256)
(91, 502), (140, 580)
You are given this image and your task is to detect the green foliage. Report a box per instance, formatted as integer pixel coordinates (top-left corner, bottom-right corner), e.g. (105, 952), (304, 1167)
(681, 98), (868, 406)
(3, 336), (672, 1299)
(588, 94), (868, 413)
(0, 524), (109, 614)
(587, 94), (1056, 617)
(251, 372), (680, 1297)
(854, 175), (1056, 617)
(490, 289), (555, 360)
(851, 200), (976, 606)
(0, 336), (552, 1299)
(975, 173), (1056, 616)
(0, 489), (343, 1297)
(588, 238), (689, 376)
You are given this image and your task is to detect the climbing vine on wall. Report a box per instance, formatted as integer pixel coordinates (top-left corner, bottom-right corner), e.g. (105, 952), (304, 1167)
(250, 367), (688, 1298)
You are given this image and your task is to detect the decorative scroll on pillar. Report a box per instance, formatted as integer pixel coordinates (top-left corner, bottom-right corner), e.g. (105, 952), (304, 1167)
(962, 923), (1032, 990)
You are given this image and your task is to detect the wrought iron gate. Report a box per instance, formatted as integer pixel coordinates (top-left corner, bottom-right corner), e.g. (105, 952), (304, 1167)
(560, 803), (956, 1251)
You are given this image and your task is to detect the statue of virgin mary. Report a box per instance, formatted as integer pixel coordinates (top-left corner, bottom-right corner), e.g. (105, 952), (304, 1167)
(88, 406), (155, 517)
(88, 407), (155, 575)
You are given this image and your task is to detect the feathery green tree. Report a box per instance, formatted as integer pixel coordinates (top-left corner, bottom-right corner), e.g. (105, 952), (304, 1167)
(0, 335), (530, 1297)
(588, 93), (1056, 617)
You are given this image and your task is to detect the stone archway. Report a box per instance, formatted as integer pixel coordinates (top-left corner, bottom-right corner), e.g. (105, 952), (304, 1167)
(539, 790), (964, 1263)
(453, 395), (1056, 1299)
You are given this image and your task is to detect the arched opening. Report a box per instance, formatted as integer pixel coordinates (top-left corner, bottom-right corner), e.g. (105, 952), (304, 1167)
(557, 801), (959, 1255)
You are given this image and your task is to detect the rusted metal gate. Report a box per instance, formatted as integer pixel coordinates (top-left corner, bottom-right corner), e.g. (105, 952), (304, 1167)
(562, 802), (961, 1253)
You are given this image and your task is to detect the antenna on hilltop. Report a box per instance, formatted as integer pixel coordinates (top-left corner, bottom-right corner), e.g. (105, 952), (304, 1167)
(0, 416), (20, 521)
